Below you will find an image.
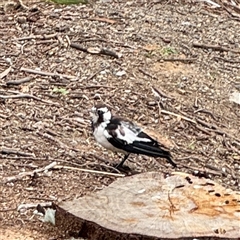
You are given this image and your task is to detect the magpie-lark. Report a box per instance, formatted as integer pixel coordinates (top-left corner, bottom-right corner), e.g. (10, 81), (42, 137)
(90, 104), (177, 168)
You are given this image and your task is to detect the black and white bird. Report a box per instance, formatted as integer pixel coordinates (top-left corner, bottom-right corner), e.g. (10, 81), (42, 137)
(90, 104), (177, 169)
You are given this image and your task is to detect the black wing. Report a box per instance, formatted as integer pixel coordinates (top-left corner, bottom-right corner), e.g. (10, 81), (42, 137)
(105, 118), (176, 167)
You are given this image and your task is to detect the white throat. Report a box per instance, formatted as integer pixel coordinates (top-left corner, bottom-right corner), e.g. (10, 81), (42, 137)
(102, 110), (111, 122)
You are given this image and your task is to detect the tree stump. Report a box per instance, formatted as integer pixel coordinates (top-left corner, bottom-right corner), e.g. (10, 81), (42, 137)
(54, 172), (240, 239)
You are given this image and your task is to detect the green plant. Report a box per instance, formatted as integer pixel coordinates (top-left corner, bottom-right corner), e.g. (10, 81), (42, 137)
(52, 87), (69, 95)
(161, 46), (177, 55)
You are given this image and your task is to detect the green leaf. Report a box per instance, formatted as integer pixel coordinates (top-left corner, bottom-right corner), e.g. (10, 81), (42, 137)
(52, 87), (69, 95)
(161, 47), (177, 55)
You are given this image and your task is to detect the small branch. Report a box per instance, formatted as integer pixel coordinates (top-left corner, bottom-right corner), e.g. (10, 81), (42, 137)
(0, 208), (16, 212)
(6, 77), (33, 85)
(14, 33), (57, 41)
(161, 110), (197, 124)
(0, 113), (9, 119)
(159, 109), (240, 143)
(151, 86), (174, 99)
(192, 42), (240, 53)
(161, 57), (197, 63)
(18, 0), (29, 10)
(20, 67), (77, 80)
(70, 43), (119, 58)
(0, 148), (34, 157)
(53, 165), (125, 177)
(88, 17), (117, 24)
(0, 66), (11, 79)
(3, 161), (58, 183)
(36, 131), (80, 152)
(213, 56), (240, 64)
(179, 163), (223, 177)
(0, 92), (59, 106)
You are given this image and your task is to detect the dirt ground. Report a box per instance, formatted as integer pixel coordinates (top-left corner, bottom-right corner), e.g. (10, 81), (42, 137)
(0, 0), (239, 239)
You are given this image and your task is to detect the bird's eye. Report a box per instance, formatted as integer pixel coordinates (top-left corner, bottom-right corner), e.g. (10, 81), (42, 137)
(97, 110), (102, 115)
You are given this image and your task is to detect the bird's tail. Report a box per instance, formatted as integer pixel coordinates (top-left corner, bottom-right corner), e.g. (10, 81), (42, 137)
(129, 142), (177, 168)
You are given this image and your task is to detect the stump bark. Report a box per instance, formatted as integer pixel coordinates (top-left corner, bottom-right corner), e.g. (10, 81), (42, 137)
(54, 172), (240, 239)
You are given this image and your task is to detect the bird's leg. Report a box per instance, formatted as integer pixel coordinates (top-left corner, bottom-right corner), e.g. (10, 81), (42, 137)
(115, 153), (130, 169)
(167, 157), (177, 168)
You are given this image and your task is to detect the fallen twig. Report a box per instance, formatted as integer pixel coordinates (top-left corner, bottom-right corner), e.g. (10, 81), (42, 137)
(0, 113), (8, 119)
(3, 161), (57, 183)
(192, 42), (240, 53)
(152, 86), (174, 99)
(179, 163), (223, 177)
(0, 66), (11, 79)
(213, 56), (240, 64)
(36, 131), (75, 150)
(20, 67), (77, 80)
(70, 43), (119, 58)
(0, 92), (59, 106)
(6, 77), (33, 85)
(53, 165), (125, 177)
(0, 148), (34, 157)
(18, 0), (29, 10)
(88, 17), (117, 24)
(161, 57), (197, 63)
(0, 208), (16, 212)
(157, 108), (240, 143)
(161, 109), (197, 123)
(14, 33), (57, 41)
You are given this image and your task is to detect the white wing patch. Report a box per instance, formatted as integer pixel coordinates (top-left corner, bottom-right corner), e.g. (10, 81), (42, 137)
(104, 122), (152, 144)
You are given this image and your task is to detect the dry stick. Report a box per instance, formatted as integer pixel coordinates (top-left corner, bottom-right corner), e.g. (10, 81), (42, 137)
(0, 208), (16, 212)
(179, 163), (223, 176)
(3, 161), (57, 183)
(161, 57), (197, 63)
(160, 110), (240, 143)
(20, 67), (77, 80)
(161, 110), (197, 124)
(0, 113), (8, 119)
(213, 56), (240, 64)
(0, 148), (34, 157)
(0, 66), (11, 79)
(152, 86), (174, 99)
(1, 154), (122, 174)
(14, 33), (58, 41)
(70, 43), (119, 58)
(36, 132), (74, 151)
(78, 85), (116, 89)
(6, 77), (32, 85)
(53, 165), (125, 177)
(192, 42), (240, 53)
(0, 92), (59, 106)
(18, 0), (29, 10)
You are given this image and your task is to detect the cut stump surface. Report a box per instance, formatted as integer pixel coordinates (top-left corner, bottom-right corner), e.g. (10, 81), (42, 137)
(55, 172), (240, 239)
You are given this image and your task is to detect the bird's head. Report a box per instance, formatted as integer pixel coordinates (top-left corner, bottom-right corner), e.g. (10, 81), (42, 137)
(90, 104), (112, 124)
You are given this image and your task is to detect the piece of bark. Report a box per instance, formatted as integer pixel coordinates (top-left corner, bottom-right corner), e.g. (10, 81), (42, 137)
(54, 172), (240, 239)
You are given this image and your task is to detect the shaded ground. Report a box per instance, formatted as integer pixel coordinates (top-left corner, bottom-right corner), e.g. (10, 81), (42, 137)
(0, 0), (239, 239)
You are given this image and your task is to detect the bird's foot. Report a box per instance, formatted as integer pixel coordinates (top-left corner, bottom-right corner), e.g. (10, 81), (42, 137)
(112, 163), (140, 175)
(113, 163), (131, 172)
